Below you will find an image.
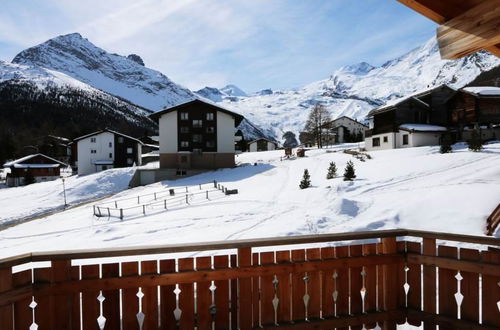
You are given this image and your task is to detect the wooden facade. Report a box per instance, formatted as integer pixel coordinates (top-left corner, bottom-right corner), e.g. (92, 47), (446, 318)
(0, 229), (498, 330)
(3, 153), (67, 187)
(450, 90), (500, 126)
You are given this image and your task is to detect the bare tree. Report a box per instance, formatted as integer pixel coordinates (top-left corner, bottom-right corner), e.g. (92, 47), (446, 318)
(303, 104), (331, 148)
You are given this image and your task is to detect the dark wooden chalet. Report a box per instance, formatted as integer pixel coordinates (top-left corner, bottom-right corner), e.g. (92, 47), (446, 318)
(3, 153), (68, 187)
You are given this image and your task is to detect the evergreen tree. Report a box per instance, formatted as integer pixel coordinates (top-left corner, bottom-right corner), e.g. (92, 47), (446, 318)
(440, 134), (453, 154)
(343, 161), (356, 181)
(299, 169), (311, 189)
(24, 170), (35, 185)
(326, 162), (337, 179)
(468, 130), (483, 152)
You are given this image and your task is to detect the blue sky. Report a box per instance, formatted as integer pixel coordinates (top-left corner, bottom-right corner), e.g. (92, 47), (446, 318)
(0, 0), (437, 92)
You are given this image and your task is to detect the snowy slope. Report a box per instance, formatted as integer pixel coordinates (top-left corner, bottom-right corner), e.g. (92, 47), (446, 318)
(217, 37), (499, 141)
(1, 142), (498, 257)
(12, 33), (195, 111)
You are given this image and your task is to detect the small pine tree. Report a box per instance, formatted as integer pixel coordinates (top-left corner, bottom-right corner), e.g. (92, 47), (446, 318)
(468, 130), (483, 152)
(440, 134), (453, 154)
(299, 169), (311, 189)
(24, 170), (35, 185)
(326, 162), (337, 179)
(343, 161), (356, 181)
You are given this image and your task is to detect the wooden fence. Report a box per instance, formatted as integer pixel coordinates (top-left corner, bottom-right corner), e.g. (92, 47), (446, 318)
(486, 203), (500, 236)
(0, 229), (498, 329)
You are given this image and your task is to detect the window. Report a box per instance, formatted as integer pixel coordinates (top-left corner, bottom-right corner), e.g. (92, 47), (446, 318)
(402, 134), (409, 145)
(176, 170), (187, 176)
(206, 126), (215, 133)
(180, 126), (189, 133)
(180, 141), (189, 148)
(109, 142), (112, 148)
(127, 147), (133, 154)
(180, 112), (189, 120)
(91, 149), (97, 154)
(206, 113), (214, 120)
(127, 158), (133, 165)
(192, 134), (202, 143)
(109, 153), (113, 158)
(372, 137), (380, 147)
(193, 120), (203, 128)
(90, 137), (96, 143)
(206, 140), (215, 148)
(102, 165), (108, 171)
(118, 137), (124, 143)
(383, 136), (388, 143)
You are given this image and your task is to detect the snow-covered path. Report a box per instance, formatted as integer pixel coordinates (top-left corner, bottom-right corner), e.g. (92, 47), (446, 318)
(0, 143), (499, 258)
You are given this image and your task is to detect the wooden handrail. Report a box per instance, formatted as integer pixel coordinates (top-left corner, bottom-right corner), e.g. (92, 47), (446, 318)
(485, 203), (500, 236)
(0, 228), (499, 269)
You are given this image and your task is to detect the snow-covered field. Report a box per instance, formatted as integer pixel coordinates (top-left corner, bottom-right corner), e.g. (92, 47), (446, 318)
(0, 142), (498, 258)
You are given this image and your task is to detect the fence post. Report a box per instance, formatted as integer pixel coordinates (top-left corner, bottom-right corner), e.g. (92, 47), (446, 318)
(185, 194), (189, 204)
(93, 205), (96, 216)
(154, 193), (157, 200)
(214, 180), (217, 188)
(218, 184), (220, 190)
(115, 201), (118, 208)
(164, 200), (167, 209)
(120, 209), (123, 220)
(97, 207), (102, 217)
(137, 196), (140, 204)
(381, 237), (398, 330)
(206, 191), (208, 199)
(199, 183), (201, 190)
(186, 186), (188, 193)
(50, 260), (73, 329)
(238, 247), (252, 329)
(0, 267), (13, 329)
(107, 208), (110, 217)
(143, 205), (146, 215)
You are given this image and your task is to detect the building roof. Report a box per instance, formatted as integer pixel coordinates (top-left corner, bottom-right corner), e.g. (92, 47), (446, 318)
(399, 124), (447, 132)
(149, 98), (244, 126)
(326, 116), (369, 128)
(367, 85), (455, 117)
(461, 86), (500, 97)
(248, 137), (279, 145)
(73, 128), (143, 144)
(3, 153), (68, 168)
(93, 160), (114, 165)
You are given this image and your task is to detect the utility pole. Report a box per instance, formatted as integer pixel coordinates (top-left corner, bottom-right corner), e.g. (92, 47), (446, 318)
(61, 176), (67, 208)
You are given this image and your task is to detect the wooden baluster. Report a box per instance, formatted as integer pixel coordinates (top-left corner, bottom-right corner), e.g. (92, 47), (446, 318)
(276, 250), (291, 324)
(141, 260), (159, 330)
(121, 262), (140, 330)
(33, 268), (51, 329)
(0, 267), (13, 330)
(50, 260), (73, 329)
(13, 270), (32, 330)
(159, 259), (177, 330)
(459, 248), (480, 324)
(406, 242), (422, 327)
(251, 252), (260, 327)
(350, 244), (363, 330)
(362, 243), (377, 329)
(396, 241), (407, 324)
(291, 249), (306, 322)
(481, 249), (500, 328)
(195, 256), (212, 330)
(230, 254), (238, 330)
(335, 245), (349, 330)
(237, 247), (252, 330)
(381, 237), (397, 330)
(102, 263), (120, 330)
(214, 255), (230, 328)
(81, 264), (100, 330)
(422, 238), (436, 330)
(178, 258), (195, 329)
(260, 251), (275, 326)
(306, 248), (321, 321)
(438, 246), (458, 330)
(320, 246), (335, 318)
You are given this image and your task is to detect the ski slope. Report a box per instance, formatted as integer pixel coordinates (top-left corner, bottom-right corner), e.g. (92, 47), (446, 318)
(0, 142), (499, 258)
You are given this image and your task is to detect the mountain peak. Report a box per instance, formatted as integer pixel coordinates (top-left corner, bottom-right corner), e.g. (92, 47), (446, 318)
(336, 62), (375, 75)
(220, 84), (247, 97)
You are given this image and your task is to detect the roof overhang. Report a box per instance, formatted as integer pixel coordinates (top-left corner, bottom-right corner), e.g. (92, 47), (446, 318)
(397, 0), (500, 59)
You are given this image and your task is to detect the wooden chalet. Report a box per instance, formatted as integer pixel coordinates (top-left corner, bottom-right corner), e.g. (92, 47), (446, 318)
(3, 153), (68, 187)
(247, 138), (278, 152)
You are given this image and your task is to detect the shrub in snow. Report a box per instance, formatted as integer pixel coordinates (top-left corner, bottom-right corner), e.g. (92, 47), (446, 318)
(468, 130), (483, 152)
(440, 134), (453, 154)
(343, 161), (356, 181)
(326, 162), (337, 179)
(24, 171), (35, 185)
(299, 169), (311, 189)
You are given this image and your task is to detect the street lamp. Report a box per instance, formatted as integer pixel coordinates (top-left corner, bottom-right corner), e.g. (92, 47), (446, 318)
(61, 176), (67, 208)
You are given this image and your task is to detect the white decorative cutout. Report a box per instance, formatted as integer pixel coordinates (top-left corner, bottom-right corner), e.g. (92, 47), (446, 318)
(136, 312), (145, 328)
(97, 293), (105, 303)
(455, 271), (464, 310)
(360, 287), (366, 300)
(29, 324), (38, 330)
(497, 301), (500, 313)
(332, 290), (338, 302)
(97, 291), (106, 330)
(404, 283), (410, 295)
(272, 296), (280, 311)
(209, 283), (217, 292)
(173, 307), (182, 321)
(174, 287), (181, 295)
(30, 298), (38, 330)
(97, 315), (107, 329)
(454, 292), (464, 307)
(136, 290), (144, 299)
(333, 271), (338, 279)
(455, 273), (463, 281)
(29, 300), (37, 309)
(303, 293), (310, 308)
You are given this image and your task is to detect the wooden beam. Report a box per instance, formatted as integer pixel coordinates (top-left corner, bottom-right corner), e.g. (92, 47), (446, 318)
(396, 0), (446, 23)
(437, 0), (500, 59)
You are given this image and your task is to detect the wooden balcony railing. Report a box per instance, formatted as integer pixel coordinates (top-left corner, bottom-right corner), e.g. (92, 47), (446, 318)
(0, 229), (499, 330)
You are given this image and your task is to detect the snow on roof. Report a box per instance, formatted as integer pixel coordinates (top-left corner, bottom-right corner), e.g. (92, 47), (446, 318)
(13, 164), (61, 169)
(141, 151), (160, 158)
(462, 86), (500, 96)
(143, 144), (159, 149)
(3, 153), (68, 168)
(399, 124), (447, 132)
(74, 129), (143, 144)
(93, 160), (114, 165)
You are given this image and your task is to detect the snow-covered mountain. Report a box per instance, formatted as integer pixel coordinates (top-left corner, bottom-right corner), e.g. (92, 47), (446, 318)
(217, 37), (499, 140)
(12, 33), (194, 111)
(220, 84), (247, 97)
